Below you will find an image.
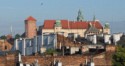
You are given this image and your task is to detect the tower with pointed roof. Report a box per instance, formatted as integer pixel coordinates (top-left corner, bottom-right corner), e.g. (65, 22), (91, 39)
(77, 9), (84, 21)
(25, 16), (37, 38)
(93, 15), (96, 21)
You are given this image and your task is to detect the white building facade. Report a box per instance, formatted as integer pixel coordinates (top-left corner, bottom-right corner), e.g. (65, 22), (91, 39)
(12, 34), (57, 55)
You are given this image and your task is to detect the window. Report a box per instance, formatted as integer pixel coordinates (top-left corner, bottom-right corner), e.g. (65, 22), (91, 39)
(5, 46), (7, 50)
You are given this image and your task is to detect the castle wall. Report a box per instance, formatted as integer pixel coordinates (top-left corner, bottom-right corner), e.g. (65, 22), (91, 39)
(0, 52), (113, 66)
(42, 29), (87, 37)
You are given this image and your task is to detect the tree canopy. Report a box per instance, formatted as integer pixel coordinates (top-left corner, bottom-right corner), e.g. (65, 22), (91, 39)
(14, 34), (21, 39)
(112, 46), (125, 66)
(0, 35), (6, 39)
(117, 35), (125, 47)
(45, 48), (57, 55)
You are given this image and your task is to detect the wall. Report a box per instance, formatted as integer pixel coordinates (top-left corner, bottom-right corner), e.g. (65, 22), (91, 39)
(42, 29), (87, 37)
(0, 56), (6, 66)
(0, 52), (113, 66)
(0, 54), (16, 66)
(106, 45), (116, 52)
(13, 34), (57, 55)
(25, 20), (37, 38)
(0, 40), (12, 51)
(22, 53), (112, 66)
(104, 34), (111, 44)
(103, 28), (110, 34)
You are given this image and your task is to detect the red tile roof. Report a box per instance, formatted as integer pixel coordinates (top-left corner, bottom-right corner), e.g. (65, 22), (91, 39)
(43, 20), (103, 29)
(43, 20), (55, 29)
(25, 16), (36, 21)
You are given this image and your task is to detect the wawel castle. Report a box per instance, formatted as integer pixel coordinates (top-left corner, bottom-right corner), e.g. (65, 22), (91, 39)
(25, 9), (110, 38)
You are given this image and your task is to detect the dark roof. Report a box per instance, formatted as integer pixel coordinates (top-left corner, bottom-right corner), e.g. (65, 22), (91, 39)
(85, 25), (100, 33)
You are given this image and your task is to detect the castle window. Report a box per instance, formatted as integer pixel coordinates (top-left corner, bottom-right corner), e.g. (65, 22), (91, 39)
(5, 46), (7, 50)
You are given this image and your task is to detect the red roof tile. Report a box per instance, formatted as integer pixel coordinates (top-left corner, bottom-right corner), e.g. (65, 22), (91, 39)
(25, 16), (36, 21)
(43, 20), (55, 29)
(43, 20), (103, 29)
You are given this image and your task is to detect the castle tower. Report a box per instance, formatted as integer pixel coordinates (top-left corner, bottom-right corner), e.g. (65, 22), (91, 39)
(77, 9), (84, 21)
(25, 16), (37, 38)
(54, 20), (62, 33)
(103, 23), (110, 34)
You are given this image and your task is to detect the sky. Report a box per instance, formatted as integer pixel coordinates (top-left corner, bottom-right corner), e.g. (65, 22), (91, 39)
(0, 0), (125, 36)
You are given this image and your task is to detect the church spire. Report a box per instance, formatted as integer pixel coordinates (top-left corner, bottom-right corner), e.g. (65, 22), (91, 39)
(77, 9), (84, 21)
(93, 15), (96, 21)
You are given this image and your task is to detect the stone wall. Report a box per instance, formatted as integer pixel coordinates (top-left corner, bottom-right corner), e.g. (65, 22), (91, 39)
(0, 40), (12, 51)
(22, 53), (112, 66)
(106, 45), (116, 52)
(0, 56), (6, 66)
(0, 52), (113, 66)
(0, 54), (16, 66)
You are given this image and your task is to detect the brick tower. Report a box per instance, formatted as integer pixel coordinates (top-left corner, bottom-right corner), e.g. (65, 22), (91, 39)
(25, 16), (37, 38)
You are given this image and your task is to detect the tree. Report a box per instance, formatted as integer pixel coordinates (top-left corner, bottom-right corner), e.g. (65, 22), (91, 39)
(117, 35), (125, 47)
(45, 48), (57, 55)
(0, 35), (7, 40)
(112, 46), (125, 66)
(15, 34), (21, 39)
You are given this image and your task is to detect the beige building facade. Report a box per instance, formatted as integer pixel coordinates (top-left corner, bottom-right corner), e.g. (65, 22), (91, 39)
(42, 10), (110, 37)
(42, 20), (109, 37)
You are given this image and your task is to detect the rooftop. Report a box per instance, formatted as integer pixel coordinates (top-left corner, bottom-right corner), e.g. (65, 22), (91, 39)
(25, 16), (36, 21)
(43, 20), (103, 29)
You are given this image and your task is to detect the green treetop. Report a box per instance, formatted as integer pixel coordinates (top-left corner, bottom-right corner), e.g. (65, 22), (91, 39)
(113, 46), (125, 66)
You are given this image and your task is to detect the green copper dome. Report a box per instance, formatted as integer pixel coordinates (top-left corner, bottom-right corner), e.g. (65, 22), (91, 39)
(77, 9), (84, 21)
(55, 20), (61, 27)
(104, 23), (110, 29)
